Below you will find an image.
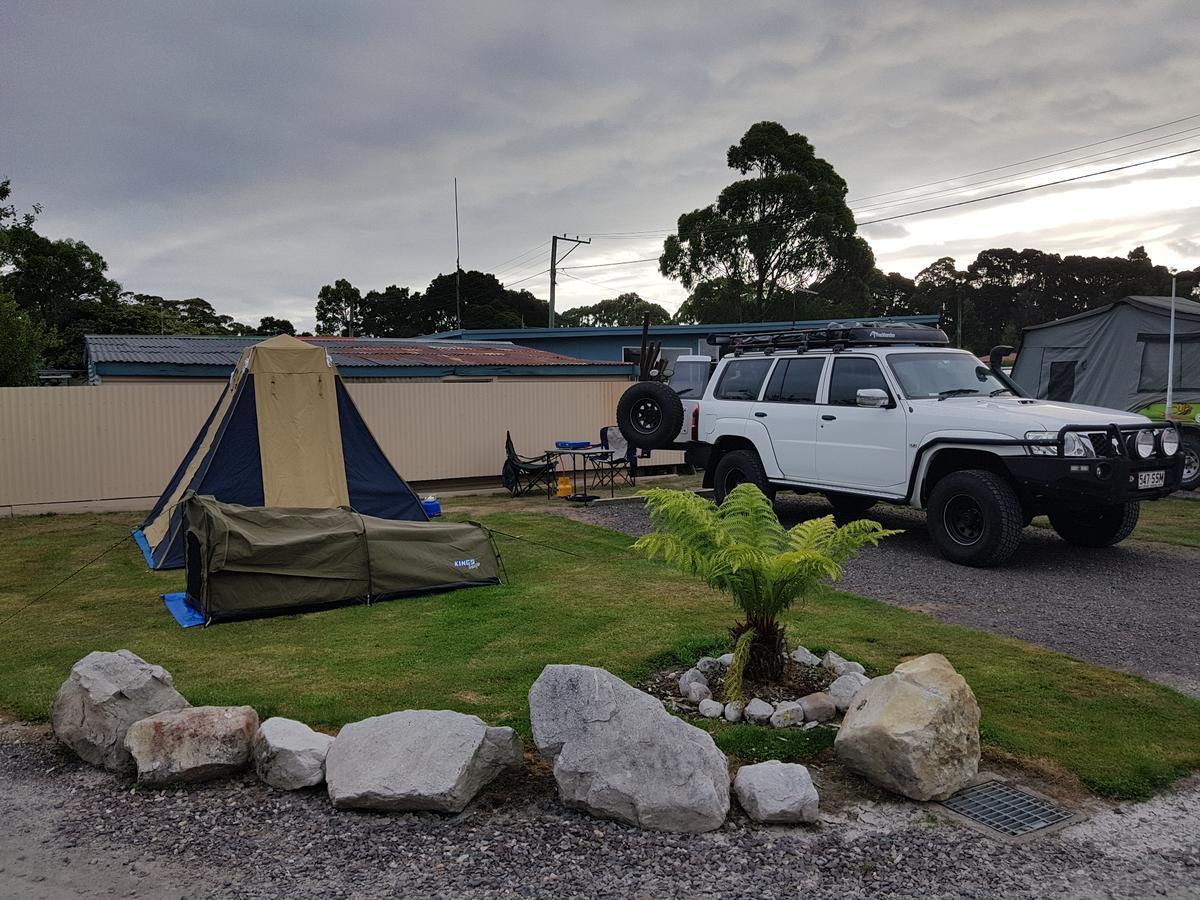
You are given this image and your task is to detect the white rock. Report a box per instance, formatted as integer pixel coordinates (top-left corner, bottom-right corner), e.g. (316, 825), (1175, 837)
(679, 668), (708, 696)
(698, 699), (724, 718)
(821, 651), (865, 676)
(124, 706), (258, 785)
(734, 761), (820, 824)
(253, 717), (334, 790)
(50, 650), (189, 772)
(325, 710), (520, 813)
(769, 701), (805, 728)
(790, 646), (822, 666)
(696, 656), (724, 678)
(529, 664), (729, 833)
(835, 654), (980, 802)
(744, 698), (774, 725)
(686, 681), (712, 704)
(828, 672), (871, 712)
(798, 691), (836, 723)
(717, 653), (735, 668)
(723, 701), (744, 723)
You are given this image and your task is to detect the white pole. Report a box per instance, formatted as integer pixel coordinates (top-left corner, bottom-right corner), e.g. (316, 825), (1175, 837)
(1165, 275), (1176, 421)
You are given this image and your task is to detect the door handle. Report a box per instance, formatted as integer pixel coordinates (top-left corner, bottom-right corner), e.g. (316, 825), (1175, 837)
(754, 411), (767, 418)
(821, 414), (837, 421)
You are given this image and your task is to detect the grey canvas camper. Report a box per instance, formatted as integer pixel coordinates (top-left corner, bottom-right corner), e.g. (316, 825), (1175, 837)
(1012, 295), (1200, 489)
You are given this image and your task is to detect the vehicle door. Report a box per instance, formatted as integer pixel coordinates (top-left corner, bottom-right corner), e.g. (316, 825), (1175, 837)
(750, 356), (826, 481)
(814, 355), (908, 490)
(700, 357), (775, 442)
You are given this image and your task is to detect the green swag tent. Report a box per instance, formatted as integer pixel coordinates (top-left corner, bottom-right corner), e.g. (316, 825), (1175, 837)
(180, 495), (500, 624)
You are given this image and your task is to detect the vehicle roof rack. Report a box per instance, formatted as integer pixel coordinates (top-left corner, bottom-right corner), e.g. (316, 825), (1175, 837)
(706, 321), (950, 355)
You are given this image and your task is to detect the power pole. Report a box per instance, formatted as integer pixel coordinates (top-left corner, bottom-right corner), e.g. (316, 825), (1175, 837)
(548, 234), (590, 327)
(1166, 272), (1177, 420)
(955, 283), (963, 348)
(454, 177), (462, 332)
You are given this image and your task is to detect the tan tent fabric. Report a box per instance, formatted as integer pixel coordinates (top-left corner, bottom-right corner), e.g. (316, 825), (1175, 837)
(184, 494), (500, 621)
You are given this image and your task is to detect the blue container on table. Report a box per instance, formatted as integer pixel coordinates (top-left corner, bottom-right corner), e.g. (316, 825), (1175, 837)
(555, 440), (590, 449)
(421, 497), (442, 517)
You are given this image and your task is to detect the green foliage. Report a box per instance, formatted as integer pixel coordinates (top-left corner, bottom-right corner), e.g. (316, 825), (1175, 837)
(315, 278), (364, 336)
(256, 316), (296, 336)
(723, 627), (755, 702)
(633, 484), (897, 625)
(633, 484), (898, 681)
(0, 290), (51, 385)
(558, 293), (671, 327)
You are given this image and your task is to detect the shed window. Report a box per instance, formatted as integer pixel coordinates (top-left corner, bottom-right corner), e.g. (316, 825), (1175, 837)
(1047, 361), (1076, 402)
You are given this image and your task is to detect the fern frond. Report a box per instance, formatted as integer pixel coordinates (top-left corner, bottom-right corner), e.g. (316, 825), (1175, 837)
(723, 627), (756, 702)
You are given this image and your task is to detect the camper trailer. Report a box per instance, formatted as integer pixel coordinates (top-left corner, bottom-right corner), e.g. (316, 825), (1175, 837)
(1012, 295), (1200, 490)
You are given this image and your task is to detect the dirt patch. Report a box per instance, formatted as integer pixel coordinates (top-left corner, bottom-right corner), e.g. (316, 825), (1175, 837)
(640, 658), (835, 710)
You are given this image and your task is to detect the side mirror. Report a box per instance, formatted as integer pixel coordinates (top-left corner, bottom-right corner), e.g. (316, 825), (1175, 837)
(989, 344), (1014, 373)
(856, 388), (890, 409)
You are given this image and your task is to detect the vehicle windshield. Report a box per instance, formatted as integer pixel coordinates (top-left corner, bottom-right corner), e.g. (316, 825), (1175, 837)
(887, 351), (1010, 400)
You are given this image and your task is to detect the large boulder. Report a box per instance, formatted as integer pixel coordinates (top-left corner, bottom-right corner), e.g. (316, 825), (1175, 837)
(124, 706), (258, 785)
(733, 761), (820, 824)
(529, 664), (729, 833)
(834, 653), (980, 801)
(254, 717), (334, 790)
(325, 710), (522, 813)
(50, 650), (189, 772)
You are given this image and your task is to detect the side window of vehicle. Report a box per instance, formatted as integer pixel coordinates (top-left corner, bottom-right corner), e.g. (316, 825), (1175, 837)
(763, 357), (825, 403)
(712, 359), (774, 401)
(827, 357), (891, 406)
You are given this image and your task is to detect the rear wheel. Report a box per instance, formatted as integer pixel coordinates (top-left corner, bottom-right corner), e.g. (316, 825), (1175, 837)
(1048, 501), (1139, 547)
(616, 382), (684, 450)
(926, 470), (1024, 567)
(823, 492), (877, 518)
(712, 450), (775, 503)
(1180, 431), (1200, 491)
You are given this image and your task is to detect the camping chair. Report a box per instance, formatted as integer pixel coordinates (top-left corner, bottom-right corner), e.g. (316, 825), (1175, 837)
(502, 431), (558, 497)
(590, 426), (636, 497)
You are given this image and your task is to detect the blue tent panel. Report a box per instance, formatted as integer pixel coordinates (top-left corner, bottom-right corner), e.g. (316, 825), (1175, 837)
(335, 379), (427, 521)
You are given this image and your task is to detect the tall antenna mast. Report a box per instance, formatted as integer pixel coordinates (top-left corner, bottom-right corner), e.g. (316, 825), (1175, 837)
(454, 177), (462, 332)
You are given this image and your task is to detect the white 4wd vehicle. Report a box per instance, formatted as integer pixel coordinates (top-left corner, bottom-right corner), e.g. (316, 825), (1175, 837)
(617, 323), (1184, 567)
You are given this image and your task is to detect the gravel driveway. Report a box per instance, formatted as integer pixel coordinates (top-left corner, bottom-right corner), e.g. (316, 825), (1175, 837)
(568, 495), (1200, 698)
(2, 719), (1198, 900)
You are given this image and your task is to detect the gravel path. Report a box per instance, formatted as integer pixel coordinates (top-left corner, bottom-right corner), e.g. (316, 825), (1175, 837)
(2, 719), (1198, 900)
(568, 496), (1200, 697)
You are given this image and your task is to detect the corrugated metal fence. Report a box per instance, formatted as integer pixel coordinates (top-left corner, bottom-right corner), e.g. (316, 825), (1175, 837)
(0, 381), (681, 516)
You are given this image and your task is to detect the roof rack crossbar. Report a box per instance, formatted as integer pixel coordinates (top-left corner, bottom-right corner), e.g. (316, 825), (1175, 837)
(707, 321), (949, 354)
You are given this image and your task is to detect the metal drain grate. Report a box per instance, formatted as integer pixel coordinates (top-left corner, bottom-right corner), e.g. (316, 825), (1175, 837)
(940, 781), (1073, 837)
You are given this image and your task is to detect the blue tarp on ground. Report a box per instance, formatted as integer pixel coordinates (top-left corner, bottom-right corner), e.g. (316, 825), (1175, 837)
(162, 592), (205, 628)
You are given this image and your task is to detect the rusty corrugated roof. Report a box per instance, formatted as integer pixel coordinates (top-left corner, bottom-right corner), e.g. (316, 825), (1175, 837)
(84, 334), (625, 369)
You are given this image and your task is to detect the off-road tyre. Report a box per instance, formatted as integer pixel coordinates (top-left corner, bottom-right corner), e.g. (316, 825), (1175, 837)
(823, 492), (877, 518)
(1180, 430), (1200, 491)
(617, 381), (685, 450)
(926, 469), (1024, 567)
(1048, 501), (1140, 548)
(712, 449), (776, 504)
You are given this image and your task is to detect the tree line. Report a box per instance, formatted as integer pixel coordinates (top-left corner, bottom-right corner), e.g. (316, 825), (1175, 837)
(3, 121), (1197, 386)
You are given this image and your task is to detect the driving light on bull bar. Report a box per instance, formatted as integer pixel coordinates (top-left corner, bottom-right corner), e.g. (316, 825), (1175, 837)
(1025, 430), (1092, 457)
(1133, 428), (1155, 459)
(1159, 427), (1180, 457)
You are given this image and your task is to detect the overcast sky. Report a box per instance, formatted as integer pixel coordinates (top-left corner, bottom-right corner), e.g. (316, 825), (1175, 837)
(3, 1), (1198, 330)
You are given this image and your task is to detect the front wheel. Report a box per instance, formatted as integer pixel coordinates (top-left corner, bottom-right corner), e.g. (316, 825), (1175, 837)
(1180, 431), (1200, 491)
(712, 450), (775, 504)
(926, 470), (1024, 567)
(1048, 502), (1139, 547)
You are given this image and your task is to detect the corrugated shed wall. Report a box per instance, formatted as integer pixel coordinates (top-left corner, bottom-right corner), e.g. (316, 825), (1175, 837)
(0, 381), (681, 515)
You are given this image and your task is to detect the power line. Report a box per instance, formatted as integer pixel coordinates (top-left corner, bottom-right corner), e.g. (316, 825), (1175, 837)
(502, 267), (551, 287)
(488, 241), (552, 278)
(847, 112), (1200, 203)
(849, 126), (1200, 216)
(560, 255), (660, 270)
(856, 146), (1200, 226)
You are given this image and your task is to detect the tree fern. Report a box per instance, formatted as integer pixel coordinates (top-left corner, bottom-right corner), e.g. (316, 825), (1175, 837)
(635, 483), (900, 681)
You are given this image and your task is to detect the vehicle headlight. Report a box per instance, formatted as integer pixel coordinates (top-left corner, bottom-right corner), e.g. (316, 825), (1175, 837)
(1025, 431), (1093, 457)
(1132, 428), (1155, 459)
(1159, 427), (1180, 457)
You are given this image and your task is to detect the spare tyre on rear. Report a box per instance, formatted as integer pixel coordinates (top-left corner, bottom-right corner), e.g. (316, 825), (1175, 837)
(617, 381), (685, 449)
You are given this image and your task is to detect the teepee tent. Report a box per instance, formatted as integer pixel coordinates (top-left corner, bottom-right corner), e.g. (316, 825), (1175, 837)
(133, 334), (426, 569)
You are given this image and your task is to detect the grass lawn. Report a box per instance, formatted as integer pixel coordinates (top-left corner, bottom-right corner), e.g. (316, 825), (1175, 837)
(1, 502), (1198, 801)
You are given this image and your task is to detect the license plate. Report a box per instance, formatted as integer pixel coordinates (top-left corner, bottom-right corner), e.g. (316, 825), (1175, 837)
(1138, 470), (1166, 490)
